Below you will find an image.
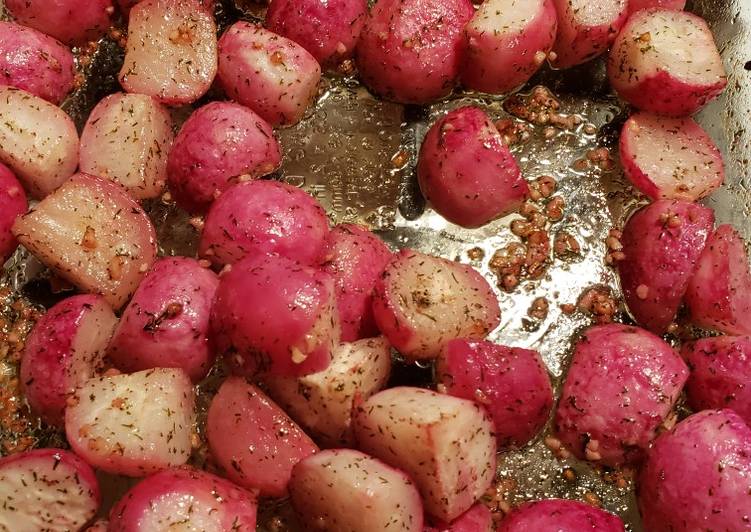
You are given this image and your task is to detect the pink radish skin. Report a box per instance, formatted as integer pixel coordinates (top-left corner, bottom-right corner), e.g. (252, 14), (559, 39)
(108, 468), (258, 531)
(119, 0), (217, 105)
(166, 102), (281, 214)
(373, 249), (501, 360)
(0, 22), (75, 105)
(199, 180), (329, 267)
(638, 409), (751, 532)
(617, 200), (714, 334)
(437, 339), (553, 449)
(5, 0), (114, 46)
(426, 504), (494, 532)
(551, 0), (628, 69)
(608, 9), (727, 117)
(218, 23), (321, 127)
(322, 224), (393, 341)
(20, 294), (117, 427)
(461, 0), (557, 94)
(266, 0), (368, 67)
(418, 106), (527, 228)
(211, 253), (339, 377)
(265, 337), (392, 447)
(498, 499), (625, 531)
(107, 257), (219, 383)
(555, 324), (688, 467)
(356, 0), (474, 104)
(80, 93), (174, 201)
(620, 113), (724, 201)
(683, 336), (751, 426)
(629, 0), (685, 12)
(684, 224), (751, 335)
(0, 448), (100, 532)
(0, 87), (79, 199)
(290, 449), (423, 532)
(12, 173), (158, 309)
(0, 163), (26, 264)
(353, 387), (497, 522)
(206, 377), (318, 498)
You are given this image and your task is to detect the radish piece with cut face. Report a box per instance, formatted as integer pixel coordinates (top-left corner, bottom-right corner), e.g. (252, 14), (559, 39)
(0, 163), (26, 265)
(21, 294), (117, 427)
(13, 173), (157, 309)
(0, 448), (100, 532)
(608, 9), (727, 117)
(628, 0), (685, 14)
(426, 504), (494, 532)
(65, 368), (195, 477)
(119, 0), (217, 105)
(620, 113), (724, 201)
(5, 0), (114, 46)
(0, 87), (78, 199)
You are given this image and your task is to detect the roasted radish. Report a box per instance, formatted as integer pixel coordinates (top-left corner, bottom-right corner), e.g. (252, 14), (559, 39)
(353, 387), (496, 522)
(498, 499), (625, 531)
(608, 9), (727, 116)
(426, 504), (494, 532)
(373, 250), (501, 360)
(5, 0), (114, 45)
(12, 173), (158, 309)
(0, 163), (26, 265)
(628, 0), (685, 12)
(206, 377), (318, 498)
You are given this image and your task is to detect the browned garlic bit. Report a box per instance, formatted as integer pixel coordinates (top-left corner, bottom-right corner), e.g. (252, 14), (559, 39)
(605, 228), (626, 265)
(577, 286), (618, 324)
(528, 297), (549, 321)
(503, 86), (581, 131)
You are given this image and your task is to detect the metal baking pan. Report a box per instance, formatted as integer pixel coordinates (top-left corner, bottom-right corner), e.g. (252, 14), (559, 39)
(1, 0), (749, 529)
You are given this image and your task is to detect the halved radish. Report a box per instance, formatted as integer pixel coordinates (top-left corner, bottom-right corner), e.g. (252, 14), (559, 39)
(551, 0), (628, 69)
(620, 113), (724, 201)
(628, 0), (685, 14)
(4, 0), (114, 46)
(21, 294), (117, 427)
(373, 250), (501, 360)
(426, 504), (494, 532)
(119, 0), (217, 105)
(608, 9), (727, 117)
(289, 449), (424, 531)
(65, 368), (195, 477)
(0, 163), (26, 264)
(80, 92), (175, 200)
(0, 87), (78, 198)
(12, 173), (158, 309)
(685, 225), (751, 335)
(0, 448), (100, 532)
(462, 0), (557, 94)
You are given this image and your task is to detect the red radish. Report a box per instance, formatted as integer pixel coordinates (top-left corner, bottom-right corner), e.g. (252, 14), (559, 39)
(321, 224), (393, 341)
(79, 93), (174, 200)
(683, 336), (751, 426)
(617, 200), (714, 334)
(12, 173), (158, 309)
(0, 163), (26, 265)
(356, 0), (474, 104)
(498, 499), (625, 531)
(551, 0), (628, 69)
(107, 257), (219, 383)
(199, 180), (329, 267)
(684, 224), (751, 335)
(353, 386), (497, 522)
(218, 23), (321, 127)
(418, 106), (527, 228)
(0, 22), (75, 105)
(264, 336), (392, 447)
(555, 324), (688, 466)
(166, 102), (281, 214)
(21, 294), (117, 427)
(608, 9), (727, 117)
(426, 504), (494, 532)
(0, 87), (78, 199)
(265, 0), (368, 67)
(462, 0), (557, 94)
(620, 113), (724, 201)
(628, 0), (685, 13)
(119, 0), (217, 105)
(65, 368), (195, 477)
(210, 253), (339, 377)
(206, 377), (318, 498)
(108, 468), (258, 531)
(437, 339), (553, 449)
(5, 0), (114, 46)
(289, 449), (424, 532)
(373, 250), (501, 360)
(0, 448), (100, 532)
(638, 409), (751, 531)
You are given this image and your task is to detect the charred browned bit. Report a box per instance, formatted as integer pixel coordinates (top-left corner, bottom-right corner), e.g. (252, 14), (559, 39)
(528, 297), (549, 320)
